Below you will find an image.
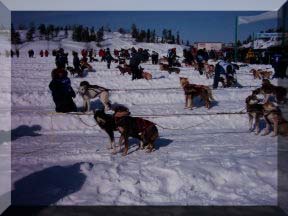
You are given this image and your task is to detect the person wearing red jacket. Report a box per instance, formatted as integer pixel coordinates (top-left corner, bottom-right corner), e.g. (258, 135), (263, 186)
(114, 49), (119, 57)
(81, 49), (88, 58)
(99, 49), (106, 62)
(45, 50), (49, 57)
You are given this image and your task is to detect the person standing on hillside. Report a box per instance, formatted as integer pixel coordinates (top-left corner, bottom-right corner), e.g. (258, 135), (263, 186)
(129, 49), (142, 80)
(45, 50), (49, 57)
(15, 49), (20, 58)
(151, 51), (159, 64)
(105, 48), (115, 69)
(55, 48), (68, 69)
(73, 51), (82, 76)
(167, 48), (177, 67)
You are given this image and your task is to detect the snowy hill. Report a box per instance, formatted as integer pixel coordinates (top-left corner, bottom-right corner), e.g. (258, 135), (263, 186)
(2, 31), (287, 206)
(13, 30), (186, 58)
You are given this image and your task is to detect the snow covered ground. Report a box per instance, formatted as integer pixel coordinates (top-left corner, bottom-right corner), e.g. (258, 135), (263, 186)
(2, 31), (285, 206)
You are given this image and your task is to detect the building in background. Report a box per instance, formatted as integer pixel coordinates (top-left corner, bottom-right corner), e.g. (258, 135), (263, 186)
(194, 42), (223, 51)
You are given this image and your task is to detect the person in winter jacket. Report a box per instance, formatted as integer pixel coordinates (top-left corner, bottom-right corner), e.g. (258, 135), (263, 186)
(183, 48), (194, 65)
(55, 49), (68, 69)
(81, 49), (88, 58)
(213, 59), (236, 89)
(15, 49), (20, 58)
(88, 49), (94, 62)
(129, 49), (142, 80)
(10, 50), (15, 58)
(105, 48), (115, 69)
(40, 50), (44, 57)
(114, 49), (119, 58)
(99, 49), (106, 62)
(196, 49), (206, 75)
(45, 50), (49, 57)
(151, 51), (159, 64)
(167, 48), (177, 67)
(49, 68), (77, 113)
(73, 51), (82, 76)
(272, 51), (288, 79)
(202, 48), (209, 62)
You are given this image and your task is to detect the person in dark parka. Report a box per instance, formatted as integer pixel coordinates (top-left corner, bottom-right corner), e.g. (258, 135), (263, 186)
(151, 51), (159, 64)
(105, 48), (115, 69)
(55, 48), (68, 69)
(16, 49), (20, 58)
(73, 52), (82, 75)
(129, 49), (142, 80)
(49, 68), (77, 113)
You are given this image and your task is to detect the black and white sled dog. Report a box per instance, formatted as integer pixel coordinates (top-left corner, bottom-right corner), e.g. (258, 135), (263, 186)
(93, 109), (120, 153)
(245, 94), (264, 135)
(78, 81), (111, 112)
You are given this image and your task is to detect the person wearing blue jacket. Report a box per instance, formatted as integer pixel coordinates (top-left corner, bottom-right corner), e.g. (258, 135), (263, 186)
(49, 68), (77, 113)
(213, 59), (234, 89)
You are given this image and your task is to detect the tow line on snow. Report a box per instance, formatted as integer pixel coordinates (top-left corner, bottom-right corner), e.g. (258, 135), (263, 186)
(69, 107), (247, 130)
(46, 109), (248, 117)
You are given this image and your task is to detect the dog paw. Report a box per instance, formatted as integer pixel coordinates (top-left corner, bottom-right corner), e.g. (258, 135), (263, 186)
(145, 148), (155, 153)
(261, 132), (269, 136)
(271, 134), (277, 137)
(122, 152), (128, 157)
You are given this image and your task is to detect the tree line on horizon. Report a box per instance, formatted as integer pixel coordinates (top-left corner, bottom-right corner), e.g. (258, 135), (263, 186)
(10, 23), (284, 47)
(10, 22), (189, 46)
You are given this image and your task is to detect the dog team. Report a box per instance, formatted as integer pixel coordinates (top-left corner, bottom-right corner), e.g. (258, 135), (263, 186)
(246, 79), (287, 137)
(47, 46), (287, 156)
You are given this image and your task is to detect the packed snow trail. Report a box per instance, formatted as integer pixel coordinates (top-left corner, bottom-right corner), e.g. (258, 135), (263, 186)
(6, 32), (280, 206)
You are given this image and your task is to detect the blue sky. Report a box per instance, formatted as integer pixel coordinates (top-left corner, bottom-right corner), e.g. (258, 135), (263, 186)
(12, 11), (277, 43)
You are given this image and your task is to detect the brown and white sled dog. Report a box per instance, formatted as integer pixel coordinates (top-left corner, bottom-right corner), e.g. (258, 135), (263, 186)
(115, 116), (159, 156)
(245, 94), (264, 135)
(262, 101), (288, 137)
(252, 79), (287, 104)
(179, 77), (214, 109)
(250, 69), (273, 80)
(142, 71), (152, 80)
(78, 81), (111, 112)
(159, 63), (181, 74)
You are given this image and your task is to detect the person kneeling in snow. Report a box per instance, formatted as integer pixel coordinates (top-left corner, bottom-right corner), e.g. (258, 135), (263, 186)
(213, 59), (238, 89)
(49, 68), (77, 113)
